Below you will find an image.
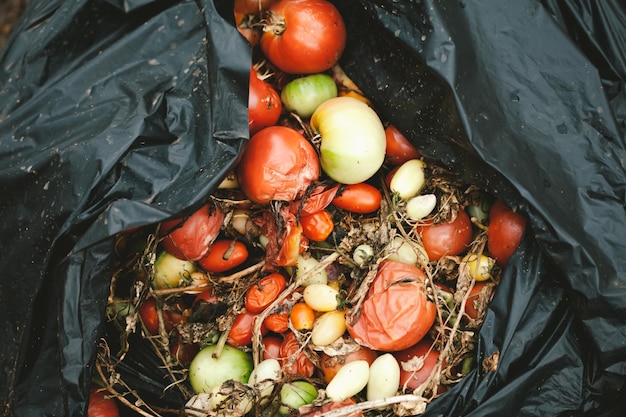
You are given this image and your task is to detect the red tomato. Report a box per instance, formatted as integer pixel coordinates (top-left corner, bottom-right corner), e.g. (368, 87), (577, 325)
(262, 335), (284, 360)
(264, 311), (290, 334)
(465, 281), (489, 321)
(487, 199), (527, 267)
(289, 302), (316, 331)
(299, 183), (340, 216)
(88, 386), (120, 417)
(300, 209), (334, 242)
(260, 0), (346, 74)
(160, 203), (224, 261)
(279, 331), (315, 377)
(384, 124), (421, 166)
(332, 183), (382, 214)
(300, 397), (362, 417)
(418, 210), (473, 261)
(393, 338), (443, 391)
(248, 68), (282, 135)
(170, 341), (199, 367)
(197, 239), (249, 273)
(346, 261), (436, 351)
(227, 310), (268, 347)
(192, 288), (219, 306)
(320, 346), (378, 383)
(245, 273), (288, 313)
(237, 126), (320, 204)
(137, 298), (185, 336)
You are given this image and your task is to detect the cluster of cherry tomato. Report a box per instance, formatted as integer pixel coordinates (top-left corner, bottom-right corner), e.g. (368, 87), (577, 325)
(98, 1), (528, 416)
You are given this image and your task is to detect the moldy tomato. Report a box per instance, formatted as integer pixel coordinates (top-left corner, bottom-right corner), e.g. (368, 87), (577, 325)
(237, 126), (320, 204)
(260, 0), (346, 74)
(332, 183), (382, 214)
(488, 199), (527, 267)
(418, 209), (473, 261)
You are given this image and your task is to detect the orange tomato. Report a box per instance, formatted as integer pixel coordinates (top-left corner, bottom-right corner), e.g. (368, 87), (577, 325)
(290, 302), (316, 331)
(245, 273), (288, 313)
(332, 183), (382, 214)
(300, 209), (334, 242)
(264, 311), (289, 334)
(197, 239), (249, 273)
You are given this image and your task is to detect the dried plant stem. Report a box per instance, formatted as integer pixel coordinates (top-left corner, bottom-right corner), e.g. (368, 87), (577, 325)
(317, 394), (427, 417)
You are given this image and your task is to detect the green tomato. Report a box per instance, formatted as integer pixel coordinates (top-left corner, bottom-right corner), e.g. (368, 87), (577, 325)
(152, 251), (196, 289)
(188, 345), (253, 394)
(279, 381), (318, 415)
(281, 74), (338, 118)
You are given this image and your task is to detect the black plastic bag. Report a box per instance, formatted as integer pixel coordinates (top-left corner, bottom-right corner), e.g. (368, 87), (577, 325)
(1, 0), (625, 416)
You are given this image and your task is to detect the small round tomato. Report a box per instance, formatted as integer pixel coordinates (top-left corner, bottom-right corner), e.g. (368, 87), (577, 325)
(237, 126), (320, 204)
(384, 124), (421, 166)
(320, 346), (378, 384)
(227, 310), (268, 347)
(418, 210), (473, 262)
(262, 335), (284, 360)
(332, 183), (382, 214)
(260, 0), (346, 74)
(88, 385), (120, 417)
(393, 338), (443, 391)
(279, 331), (315, 377)
(264, 311), (290, 334)
(245, 273), (288, 313)
(197, 239), (249, 273)
(160, 203), (224, 261)
(290, 302), (316, 331)
(487, 199), (527, 267)
(137, 298), (185, 336)
(300, 209), (334, 242)
(248, 67), (282, 135)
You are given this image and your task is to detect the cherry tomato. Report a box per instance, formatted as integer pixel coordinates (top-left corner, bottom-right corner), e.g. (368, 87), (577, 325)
(227, 310), (268, 347)
(88, 385), (120, 417)
(384, 124), (421, 166)
(487, 199), (527, 267)
(289, 302), (316, 331)
(137, 298), (185, 336)
(332, 183), (382, 214)
(320, 346), (378, 383)
(264, 311), (290, 334)
(300, 209), (334, 242)
(393, 338), (443, 391)
(197, 239), (249, 273)
(262, 335), (284, 360)
(346, 261), (436, 351)
(260, 0), (346, 74)
(170, 341), (199, 367)
(248, 68), (282, 135)
(160, 203), (224, 261)
(237, 126), (320, 204)
(465, 281), (490, 321)
(279, 331), (315, 377)
(245, 273), (288, 313)
(418, 210), (473, 262)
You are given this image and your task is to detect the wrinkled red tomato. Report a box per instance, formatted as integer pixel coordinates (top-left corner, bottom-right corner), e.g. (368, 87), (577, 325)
(347, 261), (436, 351)
(300, 209), (334, 242)
(393, 338), (443, 391)
(170, 340), (199, 367)
(418, 210), (473, 261)
(237, 126), (320, 204)
(160, 203), (224, 261)
(197, 239), (249, 273)
(264, 310), (290, 334)
(88, 385), (120, 417)
(487, 199), (527, 267)
(260, 0), (346, 74)
(279, 331), (315, 377)
(384, 124), (421, 166)
(320, 346), (378, 383)
(227, 310), (268, 347)
(248, 68), (282, 135)
(332, 183), (382, 214)
(137, 298), (185, 336)
(262, 335), (284, 360)
(245, 273), (288, 313)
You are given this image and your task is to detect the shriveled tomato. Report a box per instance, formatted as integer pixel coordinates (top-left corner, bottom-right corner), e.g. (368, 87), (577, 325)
(88, 385), (120, 417)
(262, 335), (284, 360)
(384, 124), (421, 166)
(346, 261), (436, 352)
(487, 199), (527, 267)
(299, 183), (340, 216)
(418, 210), (473, 262)
(248, 67), (282, 135)
(393, 338), (443, 391)
(260, 0), (346, 74)
(300, 397), (362, 417)
(245, 273), (287, 313)
(320, 346), (378, 383)
(160, 203), (224, 261)
(332, 183), (382, 214)
(300, 209), (334, 242)
(289, 302), (316, 331)
(227, 310), (268, 347)
(279, 331), (315, 377)
(264, 311), (289, 334)
(138, 298), (185, 336)
(237, 126), (320, 204)
(197, 239), (249, 273)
